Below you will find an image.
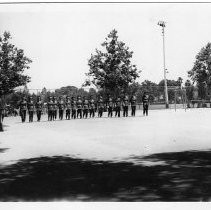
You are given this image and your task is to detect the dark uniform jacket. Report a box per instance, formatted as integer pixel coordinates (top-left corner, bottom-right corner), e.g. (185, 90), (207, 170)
(47, 100), (54, 111)
(142, 95), (149, 105)
(131, 96), (137, 107)
(66, 100), (71, 110)
(108, 99), (113, 108)
(71, 100), (77, 109)
(53, 100), (58, 111)
(83, 100), (89, 109)
(77, 99), (82, 109)
(28, 101), (35, 112)
(115, 99), (121, 107)
(98, 99), (104, 108)
(36, 101), (43, 111)
(122, 98), (129, 106)
(19, 101), (27, 111)
(58, 100), (65, 110)
(89, 99), (95, 109)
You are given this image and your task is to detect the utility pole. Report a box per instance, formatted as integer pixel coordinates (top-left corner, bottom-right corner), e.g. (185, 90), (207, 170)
(158, 21), (169, 108)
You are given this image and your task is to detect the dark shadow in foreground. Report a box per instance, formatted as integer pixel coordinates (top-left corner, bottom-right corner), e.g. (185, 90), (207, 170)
(0, 150), (211, 201)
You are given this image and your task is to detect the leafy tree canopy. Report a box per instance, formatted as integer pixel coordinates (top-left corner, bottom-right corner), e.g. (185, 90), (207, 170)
(0, 31), (32, 96)
(188, 43), (211, 99)
(188, 43), (211, 86)
(184, 79), (194, 101)
(84, 29), (141, 96)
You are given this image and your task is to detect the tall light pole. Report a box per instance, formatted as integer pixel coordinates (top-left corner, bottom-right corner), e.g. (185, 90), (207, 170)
(0, 79), (3, 132)
(158, 21), (169, 108)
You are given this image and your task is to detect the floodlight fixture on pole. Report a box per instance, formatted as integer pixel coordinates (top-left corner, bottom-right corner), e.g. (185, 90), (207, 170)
(158, 21), (169, 108)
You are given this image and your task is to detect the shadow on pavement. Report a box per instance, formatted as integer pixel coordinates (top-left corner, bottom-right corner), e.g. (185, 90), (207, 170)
(0, 150), (211, 201)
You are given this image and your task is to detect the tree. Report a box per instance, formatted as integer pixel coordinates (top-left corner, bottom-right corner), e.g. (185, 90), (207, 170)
(55, 86), (78, 97)
(85, 29), (141, 97)
(127, 82), (140, 95)
(176, 77), (183, 88)
(188, 43), (211, 99)
(0, 31), (32, 131)
(4, 91), (24, 109)
(88, 88), (97, 99)
(126, 82), (142, 102)
(158, 79), (178, 103)
(140, 80), (159, 102)
(184, 79), (194, 104)
(54, 86), (95, 99)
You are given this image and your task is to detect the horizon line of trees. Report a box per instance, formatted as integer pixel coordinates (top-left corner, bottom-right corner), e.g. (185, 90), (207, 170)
(4, 77), (196, 110)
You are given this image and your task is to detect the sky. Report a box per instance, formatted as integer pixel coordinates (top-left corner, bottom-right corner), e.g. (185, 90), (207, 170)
(0, 2), (211, 91)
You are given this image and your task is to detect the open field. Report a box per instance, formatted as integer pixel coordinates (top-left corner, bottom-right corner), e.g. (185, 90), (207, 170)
(1, 108), (210, 164)
(1, 108), (211, 201)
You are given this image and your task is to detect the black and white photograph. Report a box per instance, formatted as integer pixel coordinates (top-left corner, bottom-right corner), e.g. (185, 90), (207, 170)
(1, 0), (211, 204)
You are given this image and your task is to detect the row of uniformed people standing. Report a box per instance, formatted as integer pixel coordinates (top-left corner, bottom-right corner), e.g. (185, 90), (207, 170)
(18, 93), (149, 123)
(46, 95), (135, 121)
(47, 96), (98, 121)
(18, 96), (43, 123)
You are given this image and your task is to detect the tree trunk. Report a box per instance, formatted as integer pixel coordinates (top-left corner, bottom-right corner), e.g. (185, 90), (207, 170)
(0, 111), (3, 132)
(0, 96), (3, 132)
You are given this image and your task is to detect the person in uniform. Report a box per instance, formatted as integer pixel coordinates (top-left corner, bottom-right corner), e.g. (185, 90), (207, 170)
(65, 96), (71, 120)
(83, 96), (89, 119)
(122, 95), (129, 117)
(115, 97), (121, 117)
(130, 94), (137, 117)
(71, 96), (77, 119)
(35, 96), (43, 122)
(97, 96), (104, 118)
(47, 96), (54, 121)
(58, 96), (65, 120)
(52, 96), (58, 120)
(89, 96), (95, 118)
(76, 96), (82, 119)
(28, 96), (35, 123)
(107, 96), (113, 117)
(142, 92), (149, 116)
(19, 97), (27, 123)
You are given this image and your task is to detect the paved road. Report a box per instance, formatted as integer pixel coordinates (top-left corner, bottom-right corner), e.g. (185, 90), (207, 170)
(0, 108), (210, 165)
